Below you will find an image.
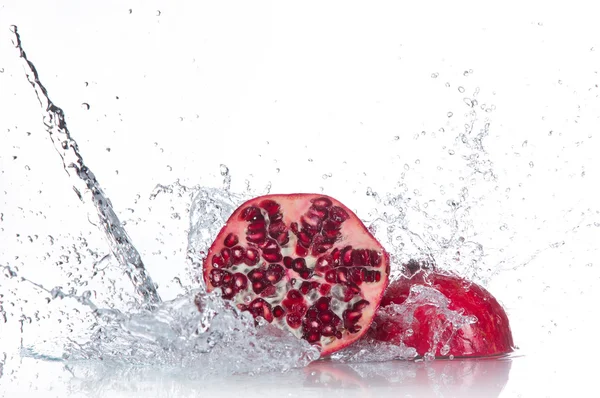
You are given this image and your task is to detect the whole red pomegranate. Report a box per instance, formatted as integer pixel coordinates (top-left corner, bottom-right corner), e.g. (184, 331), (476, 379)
(203, 194), (390, 357)
(370, 260), (514, 358)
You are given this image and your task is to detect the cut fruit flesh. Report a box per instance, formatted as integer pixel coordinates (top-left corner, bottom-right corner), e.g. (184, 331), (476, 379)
(203, 194), (390, 357)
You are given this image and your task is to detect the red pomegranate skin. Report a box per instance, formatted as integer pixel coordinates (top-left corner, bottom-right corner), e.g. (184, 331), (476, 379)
(372, 268), (514, 358)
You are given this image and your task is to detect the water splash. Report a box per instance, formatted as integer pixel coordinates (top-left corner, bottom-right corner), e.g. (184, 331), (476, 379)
(9, 25), (161, 306)
(58, 290), (319, 374)
(330, 285), (476, 362)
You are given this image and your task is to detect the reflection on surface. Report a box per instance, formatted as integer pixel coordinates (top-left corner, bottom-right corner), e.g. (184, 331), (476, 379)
(303, 357), (512, 397)
(26, 357), (511, 397)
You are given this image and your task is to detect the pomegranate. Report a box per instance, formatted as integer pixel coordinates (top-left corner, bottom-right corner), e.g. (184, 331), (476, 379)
(370, 260), (514, 358)
(203, 194), (390, 357)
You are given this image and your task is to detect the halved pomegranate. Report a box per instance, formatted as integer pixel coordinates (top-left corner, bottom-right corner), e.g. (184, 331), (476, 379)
(203, 194), (390, 357)
(370, 260), (514, 358)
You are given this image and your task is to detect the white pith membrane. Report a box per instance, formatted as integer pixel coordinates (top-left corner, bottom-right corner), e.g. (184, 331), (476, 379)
(203, 195), (389, 355)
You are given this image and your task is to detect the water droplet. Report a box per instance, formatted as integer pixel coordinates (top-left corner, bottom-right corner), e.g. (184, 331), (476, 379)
(440, 344), (450, 356)
(447, 112), (454, 118)
(448, 149), (455, 155)
(308, 158), (313, 162)
(404, 164), (410, 171)
(431, 72), (439, 78)
(529, 161), (534, 168)
(128, 8), (133, 14)
(499, 224), (508, 231)
(220, 164), (229, 176)
(458, 86), (465, 93)
(415, 159), (420, 164)
(81, 103), (90, 110)
(156, 10), (161, 16)
(275, 167), (280, 173)
(0, 68), (4, 73)
(522, 140), (528, 147)
(445, 82), (450, 88)
(394, 135), (400, 140)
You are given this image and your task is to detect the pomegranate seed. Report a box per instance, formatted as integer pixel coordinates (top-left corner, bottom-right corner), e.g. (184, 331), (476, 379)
(300, 217), (321, 235)
(343, 284), (361, 302)
(244, 248), (260, 265)
(311, 197), (332, 209)
(344, 310), (362, 324)
(291, 303), (308, 316)
(349, 267), (365, 285)
(325, 270), (337, 283)
(322, 325), (336, 336)
(353, 299), (370, 311)
(231, 246), (245, 264)
(222, 286), (235, 299)
(306, 307), (319, 319)
(240, 206), (263, 221)
(266, 264), (284, 283)
(308, 206), (328, 220)
(315, 297), (331, 311)
(273, 305), (285, 318)
(292, 258), (306, 273)
(295, 243), (308, 257)
(262, 251), (283, 263)
(252, 281), (267, 294)
(220, 248), (232, 267)
(260, 237), (278, 251)
(247, 269), (264, 281)
(212, 254), (225, 268)
(304, 318), (322, 332)
(299, 281), (313, 295)
(341, 246), (353, 266)
(260, 285), (277, 297)
(286, 289), (303, 302)
(246, 231), (266, 245)
(331, 248), (341, 266)
(301, 214), (323, 230)
(319, 284), (331, 295)
(305, 332), (321, 343)
(330, 206), (349, 222)
(297, 231), (312, 247)
(248, 220), (266, 232)
(299, 269), (312, 279)
(223, 233), (239, 248)
(259, 199), (280, 216)
(370, 250), (382, 267)
(233, 273), (248, 289)
(352, 249), (366, 266)
(210, 269), (226, 286)
(286, 314), (302, 329)
(283, 256), (293, 268)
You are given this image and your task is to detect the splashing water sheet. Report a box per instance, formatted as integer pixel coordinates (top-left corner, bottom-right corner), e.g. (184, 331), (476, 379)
(1, 2), (600, 398)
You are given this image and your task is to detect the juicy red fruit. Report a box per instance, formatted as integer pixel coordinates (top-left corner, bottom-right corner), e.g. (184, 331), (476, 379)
(370, 261), (514, 358)
(203, 194), (390, 357)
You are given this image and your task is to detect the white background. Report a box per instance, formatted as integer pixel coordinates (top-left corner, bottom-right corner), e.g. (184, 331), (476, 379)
(1, 1), (600, 397)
